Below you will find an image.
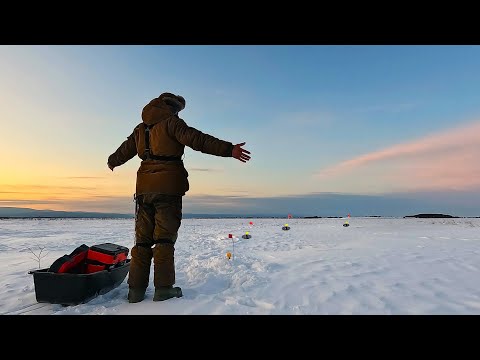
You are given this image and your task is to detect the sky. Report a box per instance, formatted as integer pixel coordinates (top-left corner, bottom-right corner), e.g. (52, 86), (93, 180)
(1, 45), (480, 216)
(2, 217), (480, 315)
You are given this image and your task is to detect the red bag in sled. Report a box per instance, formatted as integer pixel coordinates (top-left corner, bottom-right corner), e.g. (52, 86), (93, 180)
(85, 243), (129, 274)
(48, 244), (89, 274)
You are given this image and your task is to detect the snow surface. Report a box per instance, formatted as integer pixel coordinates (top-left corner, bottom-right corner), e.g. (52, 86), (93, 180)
(1, 217), (480, 315)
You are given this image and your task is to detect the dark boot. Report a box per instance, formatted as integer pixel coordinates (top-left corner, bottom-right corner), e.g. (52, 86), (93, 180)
(128, 245), (153, 290)
(152, 243), (176, 288)
(153, 286), (183, 301)
(128, 287), (147, 303)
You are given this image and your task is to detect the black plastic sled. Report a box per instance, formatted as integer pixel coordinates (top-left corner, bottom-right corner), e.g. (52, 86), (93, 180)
(29, 259), (130, 306)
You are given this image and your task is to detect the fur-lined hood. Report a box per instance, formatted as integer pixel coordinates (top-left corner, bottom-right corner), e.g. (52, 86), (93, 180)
(141, 93), (186, 126)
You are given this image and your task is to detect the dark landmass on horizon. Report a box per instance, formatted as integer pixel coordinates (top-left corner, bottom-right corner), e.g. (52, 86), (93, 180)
(0, 207), (132, 219)
(404, 213), (459, 218)
(0, 207), (479, 219)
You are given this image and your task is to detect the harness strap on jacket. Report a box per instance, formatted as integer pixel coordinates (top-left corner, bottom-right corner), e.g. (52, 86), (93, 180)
(144, 124), (154, 159)
(143, 124), (181, 161)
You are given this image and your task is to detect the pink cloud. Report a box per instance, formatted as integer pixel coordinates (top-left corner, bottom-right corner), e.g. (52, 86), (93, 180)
(315, 120), (480, 191)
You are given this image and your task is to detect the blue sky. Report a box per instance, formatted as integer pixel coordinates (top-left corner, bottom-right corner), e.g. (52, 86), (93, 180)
(1, 45), (479, 216)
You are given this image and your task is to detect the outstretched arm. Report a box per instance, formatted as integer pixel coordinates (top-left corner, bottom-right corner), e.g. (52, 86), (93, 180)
(169, 117), (252, 162)
(107, 131), (137, 171)
(169, 118), (234, 157)
(232, 142), (251, 163)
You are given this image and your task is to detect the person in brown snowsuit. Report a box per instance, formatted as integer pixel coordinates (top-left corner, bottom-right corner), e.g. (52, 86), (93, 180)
(107, 93), (251, 303)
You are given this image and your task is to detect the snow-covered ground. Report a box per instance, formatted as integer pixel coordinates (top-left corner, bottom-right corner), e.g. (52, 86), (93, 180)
(1, 217), (480, 315)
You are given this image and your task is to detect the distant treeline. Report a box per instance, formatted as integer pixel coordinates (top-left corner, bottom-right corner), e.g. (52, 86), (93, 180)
(404, 214), (458, 218)
(1, 214), (479, 220)
(0, 217), (133, 220)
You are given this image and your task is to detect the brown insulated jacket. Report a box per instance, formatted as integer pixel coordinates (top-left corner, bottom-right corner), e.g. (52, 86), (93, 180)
(108, 97), (234, 196)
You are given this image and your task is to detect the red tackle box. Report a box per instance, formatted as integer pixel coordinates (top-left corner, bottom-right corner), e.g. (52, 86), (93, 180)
(86, 243), (129, 274)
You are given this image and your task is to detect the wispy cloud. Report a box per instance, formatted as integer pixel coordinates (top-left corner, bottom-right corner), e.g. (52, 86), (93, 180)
(1, 185), (97, 191)
(213, 189), (250, 194)
(0, 199), (62, 205)
(352, 103), (418, 114)
(314, 120), (480, 191)
(189, 168), (222, 172)
(0, 191), (90, 195)
(62, 176), (105, 179)
(277, 110), (335, 127)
